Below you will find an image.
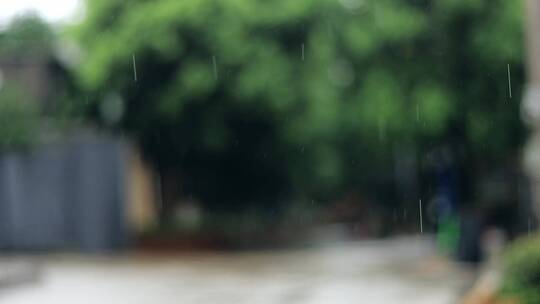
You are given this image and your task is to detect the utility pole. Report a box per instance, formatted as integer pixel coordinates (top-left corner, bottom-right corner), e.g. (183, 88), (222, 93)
(524, 0), (540, 219)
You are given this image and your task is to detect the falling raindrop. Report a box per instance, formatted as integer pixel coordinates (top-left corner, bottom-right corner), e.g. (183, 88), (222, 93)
(132, 54), (137, 82)
(419, 199), (423, 234)
(212, 55), (218, 80)
(0, 69), (4, 91)
(507, 64), (512, 99)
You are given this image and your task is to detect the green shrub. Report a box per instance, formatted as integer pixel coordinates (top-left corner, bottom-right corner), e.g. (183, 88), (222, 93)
(500, 235), (540, 303)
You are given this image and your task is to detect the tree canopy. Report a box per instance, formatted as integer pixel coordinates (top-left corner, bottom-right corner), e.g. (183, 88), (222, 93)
(0, 14), (55, 58)
(73, 0), (525, 212)
(0, 15), (54, 150)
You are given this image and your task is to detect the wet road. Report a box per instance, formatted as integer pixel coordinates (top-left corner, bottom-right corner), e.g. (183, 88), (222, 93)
(0, 237), (474, 304)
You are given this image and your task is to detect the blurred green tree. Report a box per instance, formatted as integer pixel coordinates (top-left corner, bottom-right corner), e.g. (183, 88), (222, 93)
(0, 87), (39, 150)
(73, 0), (525, 215)
(0, 14), (56, 150)
(0, 13), (55, 58)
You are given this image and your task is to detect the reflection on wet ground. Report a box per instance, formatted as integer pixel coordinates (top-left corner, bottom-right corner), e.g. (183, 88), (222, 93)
(0, 237), (475, 304)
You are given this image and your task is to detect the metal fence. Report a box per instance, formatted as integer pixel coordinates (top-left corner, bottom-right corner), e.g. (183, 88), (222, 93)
(0, 132), (129, 252)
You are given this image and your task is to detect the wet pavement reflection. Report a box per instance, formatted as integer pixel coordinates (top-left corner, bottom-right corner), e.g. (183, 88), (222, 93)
(0, 237), (474, 304)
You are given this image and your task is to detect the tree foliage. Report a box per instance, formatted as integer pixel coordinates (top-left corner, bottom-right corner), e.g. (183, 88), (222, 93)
(0, 15), (54, 150)
(74, 0), (525, 211)
(0, 13), (55, 58)
(0, 87), (39, 150)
